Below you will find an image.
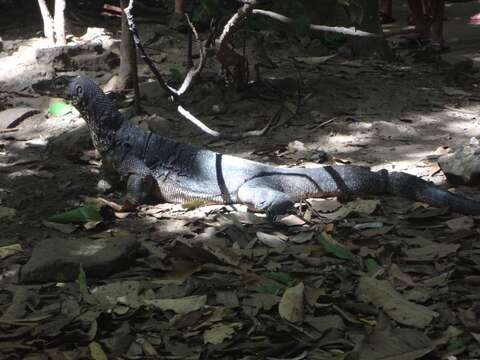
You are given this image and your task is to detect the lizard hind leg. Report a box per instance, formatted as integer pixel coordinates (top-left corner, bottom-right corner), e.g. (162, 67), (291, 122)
(237, 179), (295, 222)
(126, 174), (156, 205)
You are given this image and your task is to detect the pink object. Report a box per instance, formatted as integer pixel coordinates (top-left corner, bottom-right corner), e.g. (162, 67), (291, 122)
(102, 3), (122, 18)
(469, 13), (480, 25)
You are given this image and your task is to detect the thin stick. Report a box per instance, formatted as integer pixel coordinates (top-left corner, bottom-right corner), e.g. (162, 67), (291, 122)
(177, 14), (207, 96)
(252, 9), (383, 38)
(0, 128), (19, 134)
(316, 117), (337, 128)
(177, 105), (220, 137)
(125, 0), (178, 99)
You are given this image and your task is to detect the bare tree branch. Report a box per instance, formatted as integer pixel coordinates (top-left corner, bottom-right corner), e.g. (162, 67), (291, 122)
(176, 14), (207, 96)
(125, 0), (178, 100)
(123, 0), (280, 140)
(54, 0), (66, 45)
(251, 9), (383, 37)
(37, 0), (54, 44)
(216, 1), (257, 86)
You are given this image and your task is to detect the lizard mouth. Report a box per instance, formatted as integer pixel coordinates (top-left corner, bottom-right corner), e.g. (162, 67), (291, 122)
(32, 79), (58, 96)
(32, 80), (64, 97)
(32, 77), (71, 98)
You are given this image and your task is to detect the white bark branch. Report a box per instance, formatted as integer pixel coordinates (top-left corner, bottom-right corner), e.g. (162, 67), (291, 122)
(54, 0), (66, 45)
(252, 9), (383, 38)
(37, 0), (54, 44)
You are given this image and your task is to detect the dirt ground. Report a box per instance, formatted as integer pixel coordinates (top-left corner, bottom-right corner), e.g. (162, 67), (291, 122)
(1, 2), (480, 359)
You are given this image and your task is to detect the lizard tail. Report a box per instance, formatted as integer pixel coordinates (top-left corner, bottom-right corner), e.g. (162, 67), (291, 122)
(388, 171), (480, 215)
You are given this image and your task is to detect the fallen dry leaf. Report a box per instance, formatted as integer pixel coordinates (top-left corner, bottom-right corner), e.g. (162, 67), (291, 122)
(0, 243), (23, 259)
(203, 323), (237, 345)
(357, 277), (438, 328)
(308, 198), (342, 213)
(279, 282), (304, 323)
(256, 231), (287, 248)
(405, 244), (460, 261)
(446, 216), (474, 231)
(356, 314), (435, 359)
(320, 199), (380, 220)
(0, 206), (16, 218)
(145, 295), (207, 314)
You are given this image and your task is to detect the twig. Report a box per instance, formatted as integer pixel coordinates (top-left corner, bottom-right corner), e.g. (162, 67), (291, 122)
(252, 9), (383, 38)
(177, 14), (207, 96)
(179, 103), (282, 140)
(177, 105), (220, 137)
(125, 0), (178, 100)
(216, 1), (256, 86)
(0, 128), (19, 134)
(316, 117), (337, 128)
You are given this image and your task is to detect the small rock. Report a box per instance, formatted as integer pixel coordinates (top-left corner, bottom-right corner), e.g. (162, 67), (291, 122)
(97, 179), (113, 193)
(48, 125), (92, 158)
(438, 144), (480, 185)
(20, 236), (140, 284)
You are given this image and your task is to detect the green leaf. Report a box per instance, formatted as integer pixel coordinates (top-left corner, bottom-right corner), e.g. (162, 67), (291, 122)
(264, 272), (292, 285)
(48, 205), (102, 224)
(447, 338), (465, 351)
(48, 100), (73, 117)
(365, 258), (381, 273)
(317, 232), (356, 261)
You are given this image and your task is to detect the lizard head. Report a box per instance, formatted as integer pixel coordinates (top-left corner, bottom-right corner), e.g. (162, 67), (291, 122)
(32, 75), (85, 105)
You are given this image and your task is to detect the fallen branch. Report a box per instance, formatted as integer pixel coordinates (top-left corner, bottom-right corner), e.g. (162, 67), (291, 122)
(178, 102), (281, 140)
(316, 117), (337, 128)
(177, 14), (207, 96)
(252, 9), (383, 37)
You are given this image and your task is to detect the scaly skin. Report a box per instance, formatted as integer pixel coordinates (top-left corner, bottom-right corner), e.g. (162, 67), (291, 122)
(33, 75), (480, 219)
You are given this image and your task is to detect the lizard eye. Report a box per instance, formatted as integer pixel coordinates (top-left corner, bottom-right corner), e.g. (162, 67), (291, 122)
(75, 85), (83, 97)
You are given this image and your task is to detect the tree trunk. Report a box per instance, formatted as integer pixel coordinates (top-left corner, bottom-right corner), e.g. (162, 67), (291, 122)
(54, 0), (66, 45)
(37, 0), (54, 44)
(115, 0), (135, 90)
